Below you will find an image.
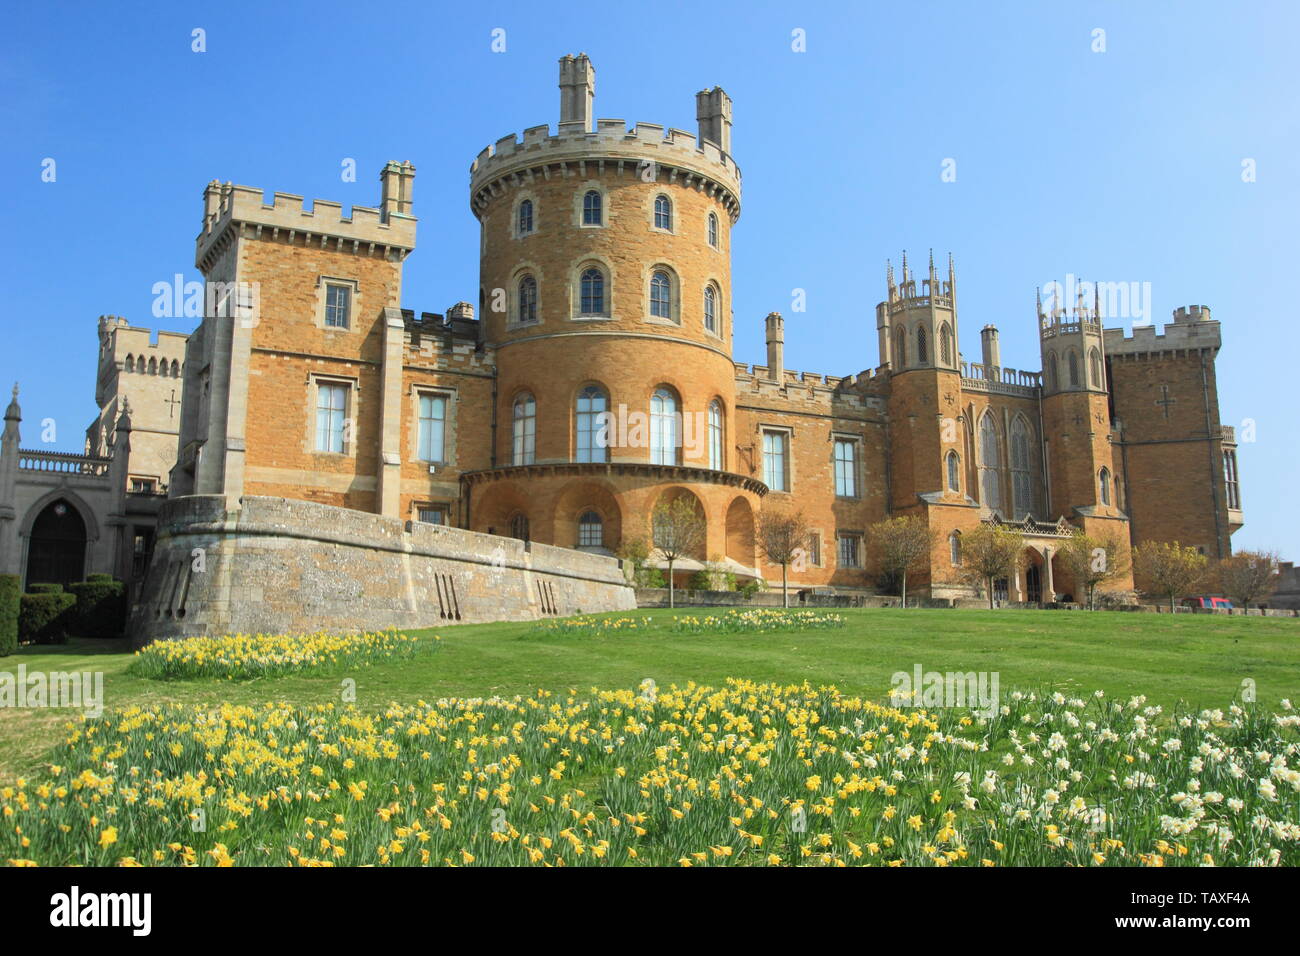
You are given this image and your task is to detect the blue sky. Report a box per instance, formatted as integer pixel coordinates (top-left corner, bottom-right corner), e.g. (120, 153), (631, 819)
(2, 0), (1296, 553)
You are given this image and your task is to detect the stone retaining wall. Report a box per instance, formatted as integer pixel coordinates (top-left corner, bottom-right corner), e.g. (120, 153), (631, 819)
(130, 495), (636, 645)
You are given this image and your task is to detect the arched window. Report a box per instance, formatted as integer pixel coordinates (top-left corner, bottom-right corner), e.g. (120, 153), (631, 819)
(708, 400), (724, 470)
(510, 513), (529, 542)
(1068, 351), (1080, 389)
(979, 413), (1002, 511)
(653, 194), (672, 230)
(148, 357), (157, 375)
(703, 285), (717, 333)
(950, 531), (962, 567)
(517, 275), (538, 324)
(582, 190), (602, 226)
(1099, 467), (1112, 506)
(707, 212), (719, 248)
(1047, 352), (1059, 391)
(917, 326), (929, 364)
(1011, 418), (1033, 518)
(894, 327), (907, 368)
(512, 393), (536, 466)
(579, 268), (605, 316)
(578, 511), (603, 548)
(946, 450), (960, 492)
(1089, 348), (1103, 389)
(170, 359), (180, 377)
(650, 271), (672, 319)
(125, 355), (135, 373)
(518, 199), (534, 235)
(940, 323), (953, 366)
(575, 385), (609, 463)
(650, 387), (678, 465)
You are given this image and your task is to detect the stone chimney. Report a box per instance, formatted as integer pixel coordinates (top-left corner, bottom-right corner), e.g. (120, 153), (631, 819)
(980, 325), (1001, 375)
(696, 87), (733, 153)
(765, 312), (785, 382)
(559, 54), (595, 132)
(379, 161), (416, 222)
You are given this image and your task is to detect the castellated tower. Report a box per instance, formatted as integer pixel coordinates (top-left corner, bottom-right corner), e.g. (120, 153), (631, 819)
(1105, 305), (1237, 559)
(1036, 284), (1123, 527)
(466, 53), (761, 556)
(878, 252), (961, 510)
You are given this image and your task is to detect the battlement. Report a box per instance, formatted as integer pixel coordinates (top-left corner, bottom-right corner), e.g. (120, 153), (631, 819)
(1103, 310), (1222, 356)
(734, 363), (890, 394)
(469, 120), (742, 220)
(196, 179), (417, 267)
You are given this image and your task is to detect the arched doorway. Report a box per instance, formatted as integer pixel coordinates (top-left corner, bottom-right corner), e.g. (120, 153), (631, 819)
(26, 499), (87, 588)
(1026, 563), (1042, 604)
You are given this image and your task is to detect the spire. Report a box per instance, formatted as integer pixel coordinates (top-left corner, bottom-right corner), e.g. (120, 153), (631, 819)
(886, 258), (895, 295)
(947, 252), (956, 298)
(2, 382), (19, 446)
(901, 249), (908, 284)
(1036, 287), (1044, 321)
(116, 396), (132, 433)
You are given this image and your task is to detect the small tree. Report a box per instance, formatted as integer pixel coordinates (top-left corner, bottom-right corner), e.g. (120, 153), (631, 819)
(1133, 540), (1208, 612)
(617, 536), (651, 586)
(1216, 550), (1279, 609)
(651, 497), (706, 609)
(1056, 530), (1128, 610)
(957, 523), (1025, 609)
(868, 516), (936, 609)
(756, 510), (810, 607)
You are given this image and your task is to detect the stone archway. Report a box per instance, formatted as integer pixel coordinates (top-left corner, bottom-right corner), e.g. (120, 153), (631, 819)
(24, 498), (88, 588)
(725, 496), (756, 570)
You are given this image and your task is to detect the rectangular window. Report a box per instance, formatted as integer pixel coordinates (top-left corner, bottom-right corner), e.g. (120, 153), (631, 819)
(838, 533), (861, 568)
(807, 532), (822, 567)
(763, 430), (788, 492)
(1224, 451), (1241, 509)
(417, 393), (447, 462)
(315, 382), (349, 453)
(417, 505), (447, 525)
(833, 439), (858, 497)
(324, 283), (351, 328)
(129, 477), (158, 494)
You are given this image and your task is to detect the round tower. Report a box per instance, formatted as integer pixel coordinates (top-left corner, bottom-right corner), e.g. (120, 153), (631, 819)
(463, 55), (764, 572)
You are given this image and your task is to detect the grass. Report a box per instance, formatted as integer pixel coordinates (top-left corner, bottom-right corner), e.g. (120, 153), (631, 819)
(1, 607), (1297, 785)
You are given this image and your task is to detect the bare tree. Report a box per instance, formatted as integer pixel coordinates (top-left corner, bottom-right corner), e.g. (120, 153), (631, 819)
(957, 523), (1025, 609)
(1056, 530), (1129, 609)
(757, 509), (809, 607)
(651, 497), (706, 608)
(1132, 540), (1208, 612)
(868, 516), (936, 609)
(1216, 550), (1279, 610)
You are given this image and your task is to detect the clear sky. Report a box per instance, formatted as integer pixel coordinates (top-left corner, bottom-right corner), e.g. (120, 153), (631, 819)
(2, 0), (1296, 554)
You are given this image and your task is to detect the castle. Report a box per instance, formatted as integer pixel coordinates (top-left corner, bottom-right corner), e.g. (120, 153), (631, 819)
(0, 55), (1244, 634)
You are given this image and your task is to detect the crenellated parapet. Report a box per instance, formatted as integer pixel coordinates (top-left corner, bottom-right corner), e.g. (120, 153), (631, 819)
(195, 177), (417, 271)
(1103, 307), (1221, 357)
(469, 120), (742, 222)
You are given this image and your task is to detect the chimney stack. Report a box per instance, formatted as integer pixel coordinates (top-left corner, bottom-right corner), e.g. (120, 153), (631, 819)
(765, 312), (785, 382)
(980, 325), (1001, 377)
(559, 54), (596, 132)
(379, 161), (416, 221)
(695, 87), (733, 153)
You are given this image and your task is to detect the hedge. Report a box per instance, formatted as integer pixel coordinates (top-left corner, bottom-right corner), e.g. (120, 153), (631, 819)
(67, 578), (128, 639)
(19, 591), (76, 644)
(0, 575), (18, 656)
(26, 582), (66, 594)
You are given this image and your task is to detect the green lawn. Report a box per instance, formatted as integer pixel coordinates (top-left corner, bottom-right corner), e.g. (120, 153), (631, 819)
(1, 607), (1297, 784)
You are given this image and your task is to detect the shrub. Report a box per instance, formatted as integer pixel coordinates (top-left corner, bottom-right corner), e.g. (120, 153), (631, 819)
(738, 579), (762, 598)
(0, 574), (19, 656)
(19, 592), (76, 645)
(637, 567), (666, 589)
(27, 582), (65, 594)
(68, 577), (128, 639)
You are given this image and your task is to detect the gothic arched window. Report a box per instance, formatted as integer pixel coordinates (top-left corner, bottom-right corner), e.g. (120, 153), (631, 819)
(917, 326), (928, 364)
(575, 385), (609, 463)
(707, 212), (719, 248)
(1011, 417), (1034, 518)
(512, 393), (536, 466)
(979, 413), (1002, 511)
(518, 199), (534, 235)
(650, 271), (672, 319)
(946, 450), (960, 492)
(650, 387), (679, 465)
(1068, 351), (1081, 389)
(653, 194), (672, 230)
(579, 268), (605, 316)
(1089, 348), (1103, 389)
(950, 531), (962, 567)
(582, 190), (602, 226)
(940, 323), (953, 365)
(517, 275), (538, 324)
(703, 285), (717, 333)
(708, 400), (724, 470)
(1099, 467), (1112, 506)
(894, 327), (907, 368)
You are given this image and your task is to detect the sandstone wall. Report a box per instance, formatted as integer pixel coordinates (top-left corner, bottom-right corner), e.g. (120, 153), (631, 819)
(130, 494), (636, 645)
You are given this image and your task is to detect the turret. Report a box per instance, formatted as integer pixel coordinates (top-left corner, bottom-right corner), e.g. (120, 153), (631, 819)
(878, 250), (958, 373)
(1038, 279), (1107, 395)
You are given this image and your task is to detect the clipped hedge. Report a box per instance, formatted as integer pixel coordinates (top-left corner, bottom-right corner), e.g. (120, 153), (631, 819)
(26, 582), (65, 595)
(67, 577), (127, 639)
(19, 592), (76, 645)
(0, 574), (18, 656)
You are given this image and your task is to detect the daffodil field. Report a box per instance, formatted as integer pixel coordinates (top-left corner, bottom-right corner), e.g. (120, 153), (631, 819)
(4, 680), (1297, 866)
(126, 630), (438, 681)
